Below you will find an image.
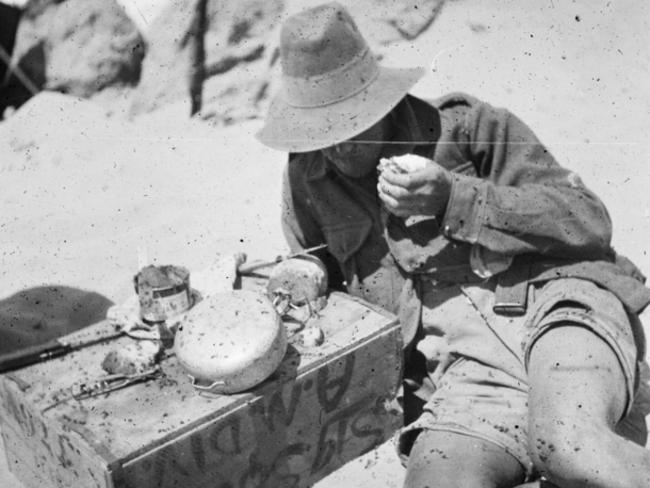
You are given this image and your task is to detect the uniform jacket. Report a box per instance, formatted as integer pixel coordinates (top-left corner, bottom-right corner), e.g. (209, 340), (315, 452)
(281, 93), (650, 347)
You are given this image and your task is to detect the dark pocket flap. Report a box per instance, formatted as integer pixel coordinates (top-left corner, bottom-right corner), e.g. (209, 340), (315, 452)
(323, 220), (372, 263)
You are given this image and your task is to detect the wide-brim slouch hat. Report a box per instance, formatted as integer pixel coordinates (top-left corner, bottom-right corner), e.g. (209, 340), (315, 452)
(256, 2), (425, 153)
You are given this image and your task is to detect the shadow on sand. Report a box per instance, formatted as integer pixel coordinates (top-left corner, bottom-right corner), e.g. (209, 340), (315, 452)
(0, 285), (113, 355)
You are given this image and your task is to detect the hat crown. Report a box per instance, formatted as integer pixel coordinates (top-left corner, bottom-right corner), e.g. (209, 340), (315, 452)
(256, 2), (425, 152)
(280, 3), (367, 78)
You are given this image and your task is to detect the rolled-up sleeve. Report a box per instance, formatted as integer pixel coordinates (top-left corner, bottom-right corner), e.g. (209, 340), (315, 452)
(440, 103), (612, 258)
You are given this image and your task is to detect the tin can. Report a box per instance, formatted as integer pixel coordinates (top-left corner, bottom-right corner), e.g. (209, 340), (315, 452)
(134, 265), (192, 323)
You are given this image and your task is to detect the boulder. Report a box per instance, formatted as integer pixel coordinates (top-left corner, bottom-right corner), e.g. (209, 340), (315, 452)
(130, 0), (283, 122)
(8, 0), (144, 99)
(129, 0), (205, 117)
(198, 0), (284, 124)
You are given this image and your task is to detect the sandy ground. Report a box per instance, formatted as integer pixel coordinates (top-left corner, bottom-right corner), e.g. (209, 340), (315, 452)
(1, 0), (649, 486)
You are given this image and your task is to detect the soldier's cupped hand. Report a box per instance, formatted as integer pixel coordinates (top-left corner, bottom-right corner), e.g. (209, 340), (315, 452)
(377, 156), (452, 219)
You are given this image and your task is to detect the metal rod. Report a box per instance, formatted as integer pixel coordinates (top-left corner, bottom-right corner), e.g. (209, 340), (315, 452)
(237, 243), (328, 276)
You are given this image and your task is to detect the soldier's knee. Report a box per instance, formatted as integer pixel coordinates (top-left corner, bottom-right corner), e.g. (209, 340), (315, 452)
(404, 430), (524, 488)
(404, 470), (503, 488)
(528, 418), (603, 487)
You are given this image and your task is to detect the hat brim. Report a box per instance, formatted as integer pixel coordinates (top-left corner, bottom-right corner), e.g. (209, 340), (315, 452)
(256, 66), (425, 153)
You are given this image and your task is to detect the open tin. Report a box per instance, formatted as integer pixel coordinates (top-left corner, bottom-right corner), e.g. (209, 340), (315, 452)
(133, 265), (192, 323)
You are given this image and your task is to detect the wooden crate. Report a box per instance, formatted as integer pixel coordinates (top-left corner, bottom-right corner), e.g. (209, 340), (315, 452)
(0, 290), (402, 488)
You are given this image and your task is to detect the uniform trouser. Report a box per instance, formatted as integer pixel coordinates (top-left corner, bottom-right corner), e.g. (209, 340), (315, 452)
(397, 277), (646, 476)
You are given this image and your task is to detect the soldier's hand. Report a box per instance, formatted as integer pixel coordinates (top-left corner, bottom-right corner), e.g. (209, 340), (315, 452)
(377, 158), (452, 218)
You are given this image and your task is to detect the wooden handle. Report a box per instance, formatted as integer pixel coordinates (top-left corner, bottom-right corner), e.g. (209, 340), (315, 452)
(0, 340), (72, 374)
(237, 259), (280, 276)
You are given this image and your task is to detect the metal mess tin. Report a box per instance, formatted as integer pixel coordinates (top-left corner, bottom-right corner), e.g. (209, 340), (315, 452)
(174, 290), (287, 394)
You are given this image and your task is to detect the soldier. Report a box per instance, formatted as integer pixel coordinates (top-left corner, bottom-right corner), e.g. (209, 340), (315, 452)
(256, 3), (650, 487)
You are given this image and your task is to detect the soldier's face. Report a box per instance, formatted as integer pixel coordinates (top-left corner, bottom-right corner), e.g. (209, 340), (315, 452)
(322, 117), (391, 178)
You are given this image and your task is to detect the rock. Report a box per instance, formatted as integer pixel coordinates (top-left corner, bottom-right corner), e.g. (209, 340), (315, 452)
(361, 0), (445, 44)
(101, 340), (162, 375)
(9, 0), (144, 99)
(128, 0), (202, 117)
(131, 0), (283, 123)
(197, 0), (283, 124)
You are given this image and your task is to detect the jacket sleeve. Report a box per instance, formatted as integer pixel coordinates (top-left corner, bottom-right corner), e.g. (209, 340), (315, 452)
(281, 159), (346, 289)
(440, 102), (612, 258)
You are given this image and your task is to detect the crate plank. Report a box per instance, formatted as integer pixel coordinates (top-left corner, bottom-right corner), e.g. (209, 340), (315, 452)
(0, 377), (114, 488)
